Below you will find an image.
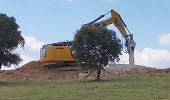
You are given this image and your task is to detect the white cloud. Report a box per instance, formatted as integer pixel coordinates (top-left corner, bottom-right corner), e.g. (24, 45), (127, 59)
(120, 48), (170, 69)
(2, 35), (44, 70)
(159, 33), (170, 45)
(18, 35), (44, 66)
(23, 35), (44, 53)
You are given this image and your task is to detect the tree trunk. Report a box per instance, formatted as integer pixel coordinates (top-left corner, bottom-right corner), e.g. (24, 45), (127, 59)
(0, 63), (1, 70)
(96, 67), (101, 82)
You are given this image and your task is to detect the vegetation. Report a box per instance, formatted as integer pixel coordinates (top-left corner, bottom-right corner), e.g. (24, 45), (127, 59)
(73, 26), (122, 81)
(0, 74), (170, 100)
(0, 13), (25, 69)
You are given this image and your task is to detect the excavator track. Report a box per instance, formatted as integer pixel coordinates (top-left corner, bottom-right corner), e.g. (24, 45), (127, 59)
(43, 62), (81, 71)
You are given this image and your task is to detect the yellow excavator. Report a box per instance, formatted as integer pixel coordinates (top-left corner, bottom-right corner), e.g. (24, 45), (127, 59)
(40, 9), (136, 70)
(40, 41), (74, 62)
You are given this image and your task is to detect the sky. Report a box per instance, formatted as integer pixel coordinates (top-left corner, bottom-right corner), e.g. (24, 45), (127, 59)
(0, 0), (170, 69)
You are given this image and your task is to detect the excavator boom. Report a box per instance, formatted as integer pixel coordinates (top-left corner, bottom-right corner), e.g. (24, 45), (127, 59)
(87, 10), (136, 66)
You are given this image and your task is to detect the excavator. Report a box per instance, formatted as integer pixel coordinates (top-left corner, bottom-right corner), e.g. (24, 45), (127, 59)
(40, 9), (136, 71)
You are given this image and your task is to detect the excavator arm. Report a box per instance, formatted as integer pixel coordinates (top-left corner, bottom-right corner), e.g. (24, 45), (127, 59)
(87, 10), (136, 66)
(91, 10), (128, 38)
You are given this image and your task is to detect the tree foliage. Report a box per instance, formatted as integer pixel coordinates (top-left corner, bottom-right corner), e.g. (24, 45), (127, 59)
(72, 26), (122, 81)
(0, 13), (25, 69)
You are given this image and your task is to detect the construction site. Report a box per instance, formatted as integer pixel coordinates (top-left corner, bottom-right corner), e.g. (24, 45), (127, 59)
(0, 9), (170, 80)
(1, 0), (170, 99)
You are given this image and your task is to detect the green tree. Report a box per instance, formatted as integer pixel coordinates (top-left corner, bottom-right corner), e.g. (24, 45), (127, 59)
(0, 13), (25, 70)
(72, 26), (122, 81)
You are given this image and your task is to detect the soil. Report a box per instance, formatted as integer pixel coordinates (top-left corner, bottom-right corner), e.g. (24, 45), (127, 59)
(0, 61), (170, 80)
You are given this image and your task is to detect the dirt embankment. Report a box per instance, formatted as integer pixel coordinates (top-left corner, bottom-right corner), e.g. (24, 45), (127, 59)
(0, 61), (80, 80)
(0, 61), (170, 80)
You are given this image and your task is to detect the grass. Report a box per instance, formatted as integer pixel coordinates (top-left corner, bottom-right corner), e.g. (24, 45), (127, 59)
(0, 74), (170, 100)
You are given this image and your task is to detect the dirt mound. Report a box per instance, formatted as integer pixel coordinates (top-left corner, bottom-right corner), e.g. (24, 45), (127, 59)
(127, 67), (170, 75)
(0, 61), (170, 80)
(0, 61), (79, 80)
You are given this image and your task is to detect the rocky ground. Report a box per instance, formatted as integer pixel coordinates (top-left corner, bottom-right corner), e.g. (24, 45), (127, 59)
(0, 61), (170, 80)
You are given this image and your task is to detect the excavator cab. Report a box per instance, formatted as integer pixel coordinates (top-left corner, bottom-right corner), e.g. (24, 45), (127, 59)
(40, 41), (75, 62)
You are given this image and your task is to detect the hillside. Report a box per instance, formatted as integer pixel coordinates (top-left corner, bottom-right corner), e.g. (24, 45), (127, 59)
(0, 74), (170, 100)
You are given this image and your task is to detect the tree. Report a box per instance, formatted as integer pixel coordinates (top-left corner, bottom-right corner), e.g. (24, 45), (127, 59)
(0, 13), (25, 70)
(72, 26), (122, 81)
